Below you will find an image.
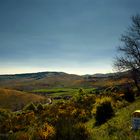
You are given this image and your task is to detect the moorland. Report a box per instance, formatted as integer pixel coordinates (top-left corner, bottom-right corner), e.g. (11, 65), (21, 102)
(0, 71), (140, 140)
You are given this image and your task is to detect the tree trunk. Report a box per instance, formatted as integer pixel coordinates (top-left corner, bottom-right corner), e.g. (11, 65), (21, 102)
(131, 69), (140, 93)
(133, 77), (140, 91)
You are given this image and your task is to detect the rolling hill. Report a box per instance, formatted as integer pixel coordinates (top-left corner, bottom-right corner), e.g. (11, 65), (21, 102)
(0, 88), (46, 111)
(0, 71), (131, 92)
(0, 72), (89, 91)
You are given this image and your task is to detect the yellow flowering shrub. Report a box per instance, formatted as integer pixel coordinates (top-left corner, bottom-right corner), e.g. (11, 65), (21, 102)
(38, 123), (55, 140)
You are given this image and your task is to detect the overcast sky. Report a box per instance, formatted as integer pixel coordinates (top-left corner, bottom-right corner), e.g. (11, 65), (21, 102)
(0, 0), (140, 75)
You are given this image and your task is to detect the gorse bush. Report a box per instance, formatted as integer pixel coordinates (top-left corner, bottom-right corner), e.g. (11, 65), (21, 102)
(55, 118), (90, 140)
(23, 103), (36, 111)
(11, 111), (35, 132)
(73, 123), (90, 140)
(124, 87), (135, 102)
(37, 103), (44, 111)
(95, 97), (114, 125)
(0, 108), (11, 122)
(9, 131), (30, 140)
(37, 123), (55, 140)
(0, 89), (128, 140)
(78, 88), (85, 94)
(73, 91), (95, 122)
(0, 108), (12, 133)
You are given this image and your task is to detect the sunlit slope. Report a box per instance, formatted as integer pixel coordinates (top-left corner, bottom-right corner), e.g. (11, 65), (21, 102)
(0, 72), (87, 91)
(0, 71), (131, 91)
(0, 88), (45, 110)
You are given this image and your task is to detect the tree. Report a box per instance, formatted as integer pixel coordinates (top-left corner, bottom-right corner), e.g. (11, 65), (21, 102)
(114, 14), (140, 91)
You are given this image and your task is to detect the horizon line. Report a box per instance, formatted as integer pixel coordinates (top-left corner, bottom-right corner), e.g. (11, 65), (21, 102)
(0, 70), (115, 76)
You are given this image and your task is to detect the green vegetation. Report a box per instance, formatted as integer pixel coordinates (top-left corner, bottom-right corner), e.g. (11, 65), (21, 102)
(0, 93), (95, 140)
(94, 97), (114, 125)
(86, 97), (140, 140)
(37, 103), (44, 111)
(32, 88), (78, 97)
(23, 102), (36, 111)
(123, 87), (135, 102)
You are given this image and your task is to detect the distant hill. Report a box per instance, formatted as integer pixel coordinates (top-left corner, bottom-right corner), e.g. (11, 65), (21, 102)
(0, 71), (131, 91)
(0, 88), (45, 111)
(83, 71), (130, 78)
(0, 72), (87, 91)
(0, 71), (132, 111)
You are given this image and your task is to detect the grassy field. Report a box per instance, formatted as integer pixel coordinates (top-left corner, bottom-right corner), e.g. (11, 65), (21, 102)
(32, 88), (78, 97)
(32, 88), (97, 98)
(86, 97), (140, 140)
(0, 87), (96, 110)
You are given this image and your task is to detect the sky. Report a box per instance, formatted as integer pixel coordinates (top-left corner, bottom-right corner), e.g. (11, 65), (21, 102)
(0, 0), (140, 75)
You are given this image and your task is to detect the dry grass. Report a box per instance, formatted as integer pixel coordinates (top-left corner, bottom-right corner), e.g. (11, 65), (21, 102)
(0, 88), (45, 111)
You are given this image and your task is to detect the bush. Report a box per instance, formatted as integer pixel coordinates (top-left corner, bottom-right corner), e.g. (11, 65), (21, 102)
(54, 117), (90, 140)
(24, 103), (36, 111)
(0, 108), (11, 122)
(9, 131), (30, 140)
(95, 97), (114, 125)
(79, 88), (85, 94)
(124, 87), (135, 102)
(37, 123), (55, 140)
(0, 109), (12, 133)
(37, 103), (44, 111)
(11, 111), (35, 132)
(73, 93), (95, 122)
(73, 123), (90, 140)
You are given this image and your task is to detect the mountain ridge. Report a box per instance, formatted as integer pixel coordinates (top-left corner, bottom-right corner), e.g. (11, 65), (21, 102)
(0, 71), (130, 91)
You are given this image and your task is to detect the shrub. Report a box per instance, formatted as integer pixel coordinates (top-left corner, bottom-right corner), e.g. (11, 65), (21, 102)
(9, 131), (30, 140)
(115, 100), (129, 109)
(0, 108), (11, 122)
(124, 87), (135, 102)
(73, 123), (90, 140)
(73, 93), (95, 122)
(24, 103), (36, 111)
(11, 111), (35, 132)
(79, 88), (85, 94)
(0, 108), (12, 133)
(54, 117), (90, 140)
(95, 97), (114, 125)
(37, 103), (44, 111)
(37, 123), (55, 140)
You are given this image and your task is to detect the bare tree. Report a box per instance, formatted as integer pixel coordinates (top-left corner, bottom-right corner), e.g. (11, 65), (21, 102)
(114, 14), (140, 91)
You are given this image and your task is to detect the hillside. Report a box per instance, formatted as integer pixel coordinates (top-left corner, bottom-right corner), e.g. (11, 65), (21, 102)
(0, 71), (131, 92)
(0, 88), (46, 111)
(86, 97), (140, 139)
(0, 72), (87, 91)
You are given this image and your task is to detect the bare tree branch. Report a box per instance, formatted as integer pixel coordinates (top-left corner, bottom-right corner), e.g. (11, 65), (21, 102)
(114, 14), (140, 91)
